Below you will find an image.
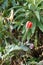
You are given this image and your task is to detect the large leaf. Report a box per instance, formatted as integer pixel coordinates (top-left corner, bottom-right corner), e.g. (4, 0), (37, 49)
(34, 11), (40, 21)
(11, 0), (16, 7)
(2, 0), (8, 9)
(2, 44), (28, 59)
(17, 18), (27, 30)
(37, 22), (43, 32)
(31, 18), (36, 35)
(15, 13), (25, 20)
(14, 8), (25, 15)
(8, 6), (22, 11)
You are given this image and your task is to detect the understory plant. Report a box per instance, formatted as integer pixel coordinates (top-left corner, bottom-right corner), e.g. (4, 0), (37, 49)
(0, 0), (43, 65)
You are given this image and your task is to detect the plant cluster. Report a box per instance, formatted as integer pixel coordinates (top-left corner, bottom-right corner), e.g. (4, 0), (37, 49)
(0, 0), (43, 65)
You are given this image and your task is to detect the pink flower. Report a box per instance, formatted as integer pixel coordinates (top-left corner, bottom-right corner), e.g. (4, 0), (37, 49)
(29, 44), (34, 49)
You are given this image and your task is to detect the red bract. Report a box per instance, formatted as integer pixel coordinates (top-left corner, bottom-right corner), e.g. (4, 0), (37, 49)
(26, 21), (33, 29)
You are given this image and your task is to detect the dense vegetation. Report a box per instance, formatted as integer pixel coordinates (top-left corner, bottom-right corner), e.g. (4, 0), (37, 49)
(0, 0), (43, 65)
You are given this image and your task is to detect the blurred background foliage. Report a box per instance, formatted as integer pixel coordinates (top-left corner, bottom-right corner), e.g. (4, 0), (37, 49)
(0, 0), (43, 65)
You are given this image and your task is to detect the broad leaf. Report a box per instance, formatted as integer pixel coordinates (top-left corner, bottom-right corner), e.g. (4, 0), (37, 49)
(37, 22), (43, 32)
(34, 11), (40, 21)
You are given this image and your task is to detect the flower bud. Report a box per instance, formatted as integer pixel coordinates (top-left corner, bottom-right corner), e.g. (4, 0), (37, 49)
(26, 21), (33, 29)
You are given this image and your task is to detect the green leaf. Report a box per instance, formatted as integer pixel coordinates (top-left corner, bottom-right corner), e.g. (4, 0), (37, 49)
(22, 29), (27, 42)
(15, 13), (25, 20)
(27, 29), (32, 40)
(22, 29), (31, 42)
(26, 0), (36, 5)
(34, 11), (40, 21)
(17, 19), (26, 30)
(36, 0), (43, 7)
(2, 0), (8, 9)
(2, 44), (28, 59)
(38, 6), (43, 10)
(31, 19), (36, 35)
(8, 6), (22, 11)
(14, 8), (25, 15)
(0, 32), (3, 39)
(12, 0), (16, 7)
(37, 22), (43, 32)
